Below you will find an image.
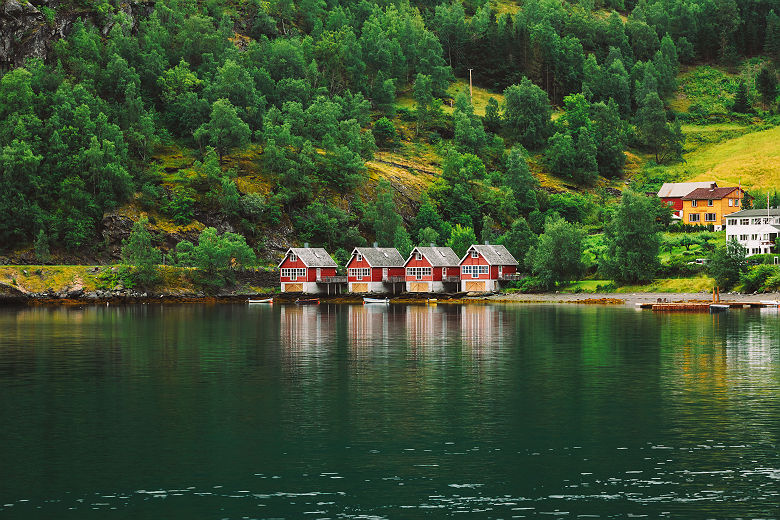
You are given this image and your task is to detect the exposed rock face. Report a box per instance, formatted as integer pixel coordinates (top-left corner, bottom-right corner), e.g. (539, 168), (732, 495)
(0, 0), (152, 68)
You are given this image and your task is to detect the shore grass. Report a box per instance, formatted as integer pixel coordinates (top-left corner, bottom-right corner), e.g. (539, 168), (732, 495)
(566, 276), (715, 293)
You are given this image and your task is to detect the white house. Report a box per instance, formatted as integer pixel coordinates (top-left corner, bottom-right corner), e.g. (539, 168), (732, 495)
(725, 209), (780, 257)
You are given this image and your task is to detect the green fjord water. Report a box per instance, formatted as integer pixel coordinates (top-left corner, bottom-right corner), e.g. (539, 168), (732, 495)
(1, 304), (779, 519)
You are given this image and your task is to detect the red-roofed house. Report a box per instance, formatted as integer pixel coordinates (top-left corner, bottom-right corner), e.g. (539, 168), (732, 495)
(458, 244), (520, 292)
(346, 247), (406, 293)
(404, 246), (461, 293)
(682, 186), (748, 229)
(278, 247), (344, 294)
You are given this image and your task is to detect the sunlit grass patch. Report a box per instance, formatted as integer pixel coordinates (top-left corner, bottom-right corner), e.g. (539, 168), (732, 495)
(666, 125), (780, 190)
(615, 276), (715, 293)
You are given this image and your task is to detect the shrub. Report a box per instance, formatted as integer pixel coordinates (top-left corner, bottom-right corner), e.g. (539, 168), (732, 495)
(741, 264), (780, 293)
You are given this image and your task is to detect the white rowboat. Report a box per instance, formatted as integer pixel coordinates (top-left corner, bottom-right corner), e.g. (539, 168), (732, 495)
(248, 298), (273, 304)
(363, 297), (390, 304)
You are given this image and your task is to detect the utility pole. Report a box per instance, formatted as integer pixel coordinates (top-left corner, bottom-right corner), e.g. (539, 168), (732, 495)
(468, 68), (473, 105)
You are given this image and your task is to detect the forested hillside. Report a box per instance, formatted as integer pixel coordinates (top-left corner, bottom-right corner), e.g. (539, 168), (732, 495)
(1, 0), (779, 269)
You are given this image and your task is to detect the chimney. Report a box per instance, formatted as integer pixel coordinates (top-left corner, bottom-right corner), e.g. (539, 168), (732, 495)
(373, 241), (378, 248)
(430, 243), (435, 247)
(304, 242), (309, 248)
(484, 240), (489, 245)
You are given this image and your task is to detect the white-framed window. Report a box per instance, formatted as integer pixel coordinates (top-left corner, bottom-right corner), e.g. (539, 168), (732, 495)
(729, 199), (734, 207)
(740, 234), (748, 240)
(289, 253), (297, 262)
(727, 219), (736, 225)
(705, 213), (716, 222)
(348, 268), (370, 279)
(461, 265), (489, 278)
(741, 219), (750, 225)
(689, 214), (700, 222)
(691, 200), (698, 207)
(356, 253), (363, 261)
(707, 200), (714, 206)
(471, 250), (479, 258)
(407, 267), (431, 279)
(751, 234), (759, 240)
(414, 251), (422, 260)
(764, 218), (771, 224)
(735, 198), (740, 206)
(753, 218), (762, 224)
(281, 268), (306, 280)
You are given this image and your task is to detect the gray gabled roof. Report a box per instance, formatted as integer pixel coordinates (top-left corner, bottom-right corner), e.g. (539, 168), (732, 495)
(726, 209), (780, 218)
(657, 181), (717, 198)
(406, 246), (460, 267)
(278, 248), (338, 268)
(461, 244), (519, 266)
(350, 247), (405, 267)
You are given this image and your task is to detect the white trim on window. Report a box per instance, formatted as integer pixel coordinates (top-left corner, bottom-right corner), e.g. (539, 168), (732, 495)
(281, 268), (306, 280)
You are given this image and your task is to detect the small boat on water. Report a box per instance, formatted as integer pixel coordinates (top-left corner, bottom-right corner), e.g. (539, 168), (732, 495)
(710, 304), (730, 312)
(426, 298), (438, 305)
(295, 298), (320, 305)
(247, 298), (273, 304)
(363, 297), (390, 304)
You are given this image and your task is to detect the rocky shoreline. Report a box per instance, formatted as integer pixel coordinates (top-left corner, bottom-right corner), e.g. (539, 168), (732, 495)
(4, 289), (780, 307)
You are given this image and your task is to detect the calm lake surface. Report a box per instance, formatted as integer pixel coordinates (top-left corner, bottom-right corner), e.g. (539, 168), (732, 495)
(1, 303), (779, 519)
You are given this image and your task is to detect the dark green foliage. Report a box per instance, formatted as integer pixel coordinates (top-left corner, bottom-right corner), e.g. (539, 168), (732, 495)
(740, 264), (779, 293)
(367, 180), (403, 247)
(601, 191), (661, 284)
(504, 146), (538, 214)
(34, 230), (51, 264)
(502, 78), (553, 149)
(636, 91), (683, 163)
(446, 224), (477, 259)
(121, 216), (161, 287)
(194, 99), (251, 162)
(178, 227), (256, 286)
(497, 217), (536, 264)
(731, 81), (751, 113)
(709, 238), (748, 290)
(526, 214), (585, 290)
(453, 93), (487, 154)
(756, 66), (778, 108)
(373, 117), (397, 148)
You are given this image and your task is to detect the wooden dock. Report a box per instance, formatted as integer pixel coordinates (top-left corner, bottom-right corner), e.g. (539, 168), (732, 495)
(638, 301), (779, 312)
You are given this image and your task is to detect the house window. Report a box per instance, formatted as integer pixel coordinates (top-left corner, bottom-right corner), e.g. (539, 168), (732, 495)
(752, 234), (758, 240)
(348, 268), (370, 279)
(691, 200), (698, 207)
(707, 200), (714, 206)
(689, 214), (701, 222)
(461, 265), (489, 278)
(728, 219), (736, 225)
(471, 250), (479, 258)
(705, 213), (716, 222)
(289, 253), (297, 262)
(356, 253), (363, 262)
(281, 268), (306, 280)
(415, 252), (422, 260)
(741, 219), (750, 225)
(740, 234), (748, 241)
(729, 199), (734, 207)
(753, 218), (762, 224)
(406, 267), (431, 279)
